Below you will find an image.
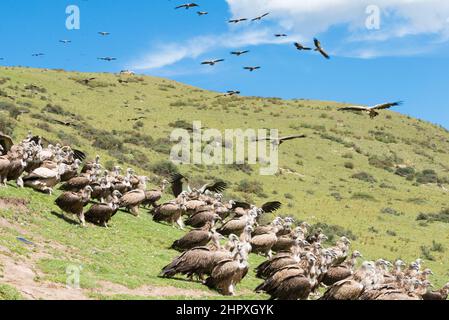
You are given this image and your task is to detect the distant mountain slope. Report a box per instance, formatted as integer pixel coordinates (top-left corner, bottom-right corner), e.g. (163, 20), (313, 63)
(1, 66), (449, 298)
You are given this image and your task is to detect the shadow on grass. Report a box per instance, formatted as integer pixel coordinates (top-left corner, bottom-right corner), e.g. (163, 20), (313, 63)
(50, 211), (79, 226)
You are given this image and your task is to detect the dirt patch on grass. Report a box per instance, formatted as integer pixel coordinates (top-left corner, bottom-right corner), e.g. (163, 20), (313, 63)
(0, 254), (89, 300)
(0, 197), (30, 213)
(95, 280), (216, 298)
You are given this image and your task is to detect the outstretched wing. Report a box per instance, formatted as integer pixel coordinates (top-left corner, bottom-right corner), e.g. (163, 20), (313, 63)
(280, 134), (307, 142)
(338, 106), (369, 112)
(232, 201), (251, 210)
(73, 149), (86, 162)
(371, 101), (403, 110)
(200, 181), (228, 194)
(170, 173), (186, 197)
(0, 133), (14, 153)
(261, 201), (282, 213)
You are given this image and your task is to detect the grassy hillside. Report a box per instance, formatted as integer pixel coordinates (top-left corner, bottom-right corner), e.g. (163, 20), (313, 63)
(1, 66), (449, 299)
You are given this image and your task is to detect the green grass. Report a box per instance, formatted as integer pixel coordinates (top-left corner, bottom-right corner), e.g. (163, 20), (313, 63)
(1, 66), (449, 299)
(0, 283), (23, 300)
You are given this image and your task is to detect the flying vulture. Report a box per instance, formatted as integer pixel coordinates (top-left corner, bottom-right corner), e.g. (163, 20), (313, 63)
(98, 32), (110, 36)
(197, 11), (208, 16)
(294, 42), (312, 51)
(231, 50), (249, 56)
(98, 57), (117, 61)
(252, 13), (270, 21)
(338, 102), (403, 119)
(59, 40), (71, 44)
(229, 18), (248, 24)
(175, 3), (199, 9)
(275, 34), (288, 37)
(201, 59), (225, 66)
(314, 38), (330, 59)
(243, 66), (261, 72)
(255, 134), (307, 147)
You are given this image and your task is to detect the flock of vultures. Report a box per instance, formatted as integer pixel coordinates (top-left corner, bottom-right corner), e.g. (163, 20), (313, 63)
(0, 128), (448, 300)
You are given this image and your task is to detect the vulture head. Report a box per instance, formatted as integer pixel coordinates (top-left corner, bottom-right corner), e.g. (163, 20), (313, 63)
(352, 250), (363, 259)
(339, 236), (351, 245)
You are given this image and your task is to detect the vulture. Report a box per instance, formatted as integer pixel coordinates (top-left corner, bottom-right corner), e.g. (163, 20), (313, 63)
(120, 189), (147, 216)
(141, 179), (169, 208)
(170, 173), (228, 197)
(243, 66), (261, 72)
(320, 261), (376, 300)
(152, 193), (188, 229)
(274, 34), (287, 37)
(322, 251), (363, 286)
(60, 175), (92, 191)
(217, 213), (256, 237)
(250, 227), (280, 258)
(228, 18), (248, 24)
(232, 201), (282, 221)
(256, 244), (304, 279)
(201, 59), (225, 66)
(0, 156), (10, 186)
(175, 3), (199, 10)
(98, 32), (110, 36)
(0, 133), (14, 155)
(204, 245), (249, 296)
(171, 222), (222, 252)
(59, 40), (71, 44)
(422, 283), (449, 300)
(98, 57), (117, 61)
(186, 209), (222, 229)
(255, 253), (317, 300)
(313, 38), (330, 59)
(84, 190), (122, 228)
(160, 246), (231, 280)
(223, 90), (240, 96)
(32, 53), (45, 57)
(81, 155), (100, 173)
(252, 13), (270, 21)
(23, 166), (65, 194)
(254, 134), (306, 148)
(197, 11), (208, 16)
(230, 50), (249, 56)
(338, 101), (403, 119)
(55, 186), (93, 226)
(294, 42), (312, 51)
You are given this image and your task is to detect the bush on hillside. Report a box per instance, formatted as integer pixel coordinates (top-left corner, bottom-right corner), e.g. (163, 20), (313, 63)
(150, 160), (179, 177)
(351, 172), (377, 183)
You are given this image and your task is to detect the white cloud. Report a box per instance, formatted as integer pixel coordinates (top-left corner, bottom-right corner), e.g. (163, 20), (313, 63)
(128, 28), (294, 70)
(226, 0), (449, 39)
(129, 0), (449, 70)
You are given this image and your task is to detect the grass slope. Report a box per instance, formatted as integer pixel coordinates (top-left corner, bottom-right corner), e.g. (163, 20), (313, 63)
(1, 66), (449, 299)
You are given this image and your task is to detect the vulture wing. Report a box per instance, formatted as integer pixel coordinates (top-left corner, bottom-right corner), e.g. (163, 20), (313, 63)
(73, 149), (86, 162)
(232, 201), (251, 210)
(0, 133), (14, 153)
(280, 134), (307, 142)
(371, 101), (403, 110)
(200, 181), (228, 194)
(261, 201), (282, 213)
(338, 106), (369, 112)
(170, 173), (186, 197)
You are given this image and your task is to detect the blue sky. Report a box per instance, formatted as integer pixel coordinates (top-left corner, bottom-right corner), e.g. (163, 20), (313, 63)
(0, 0), (448, 128)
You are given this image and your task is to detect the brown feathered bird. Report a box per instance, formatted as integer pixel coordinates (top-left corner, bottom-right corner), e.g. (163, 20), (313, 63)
(338, 101), (403, 119)
(55, 186), (93, 226)
(84, 190), (122, 228)
(171, 222), (222, 251)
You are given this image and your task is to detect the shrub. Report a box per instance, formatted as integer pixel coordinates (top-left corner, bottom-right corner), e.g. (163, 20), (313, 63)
(351, 172), (377, 183)
(415, 169), (438, 184)
(395, 167), (416, 180)
(416, 208), (449, 224)
(93, 134), (123, 151)
(420, 246), (435, 261)
(150, 161), (179, 177)
(309, 223), (357, 244)
(344, 162), (354, 170)
(351, 193), (376, 201)
(236, 179), (265, 197)
(431, 241), (445, 253)
(381, 207), (403, 216)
